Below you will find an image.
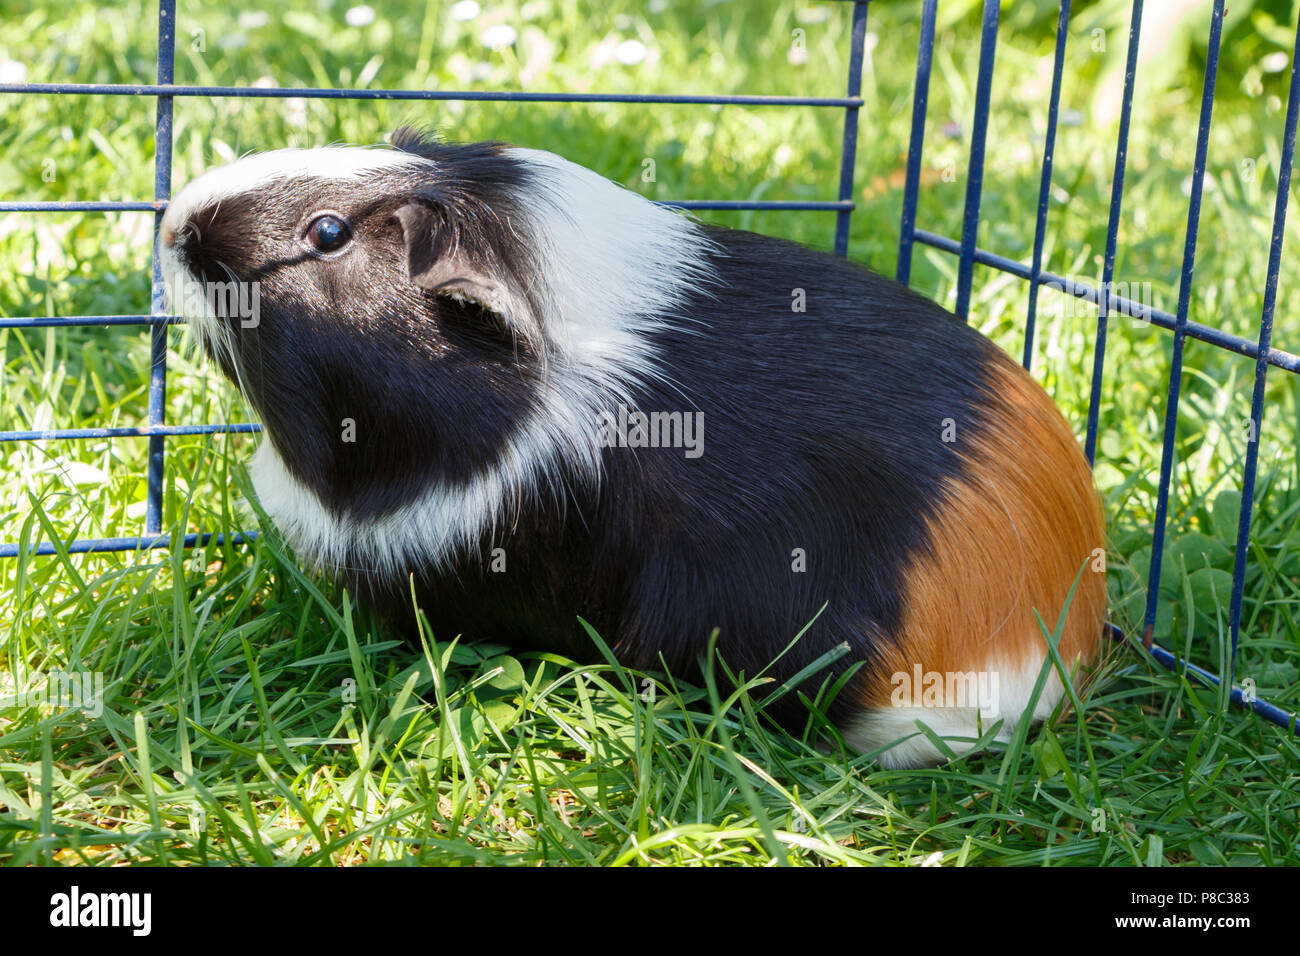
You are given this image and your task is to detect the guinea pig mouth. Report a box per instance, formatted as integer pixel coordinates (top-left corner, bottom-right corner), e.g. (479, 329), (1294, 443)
(162, 246), (258, 324)
(160, 246), (261, 389)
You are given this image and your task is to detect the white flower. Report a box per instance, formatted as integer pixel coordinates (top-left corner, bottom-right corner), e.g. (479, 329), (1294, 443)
(481, 24), (517, 49)
(237, 11), (269, 29)
(65, 462), (109, 486)
(286, 97), (308, 128)
(345, 5), (376, 27)
(0, 60), (28, 84)
(451, 1), (480, 21)
(615, 40), (647, 65)
(1261, 51), (1290, 74)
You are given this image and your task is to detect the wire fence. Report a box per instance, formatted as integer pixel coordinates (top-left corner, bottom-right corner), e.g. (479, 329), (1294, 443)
(1, 0), (1296, 732)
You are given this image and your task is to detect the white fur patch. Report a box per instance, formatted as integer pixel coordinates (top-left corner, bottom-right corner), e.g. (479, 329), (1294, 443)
(161, 146), (430, 244)
(170, 144), (719, 576)
(248, 366), (619, 576)
(503, 147), (718, 391)
(841, 652), (1069, 769)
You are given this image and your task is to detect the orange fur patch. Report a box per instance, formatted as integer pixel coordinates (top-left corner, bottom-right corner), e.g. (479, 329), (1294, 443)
(861, 350), (1107, 707)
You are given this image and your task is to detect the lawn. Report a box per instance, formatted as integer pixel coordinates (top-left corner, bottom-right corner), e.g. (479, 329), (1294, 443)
(1, 0), (1298, 865)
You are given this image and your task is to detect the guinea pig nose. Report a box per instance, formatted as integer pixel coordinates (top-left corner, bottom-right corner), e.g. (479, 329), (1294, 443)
(160, 202), (193, 251)
(160, 204), (183, 247)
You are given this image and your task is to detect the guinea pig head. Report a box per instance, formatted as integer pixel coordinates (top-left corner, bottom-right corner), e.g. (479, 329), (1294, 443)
(159, 134), (555, 527)
(160, 129), (718, 573)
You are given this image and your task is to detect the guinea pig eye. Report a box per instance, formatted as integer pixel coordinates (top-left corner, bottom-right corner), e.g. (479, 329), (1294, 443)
(305, 214), (352, 254)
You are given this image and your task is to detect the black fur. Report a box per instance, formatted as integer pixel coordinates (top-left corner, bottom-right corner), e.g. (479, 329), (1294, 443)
(369, 227), (1003, 726)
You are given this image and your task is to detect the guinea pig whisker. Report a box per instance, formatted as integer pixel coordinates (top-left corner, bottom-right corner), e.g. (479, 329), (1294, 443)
(195, 254), (262, 426)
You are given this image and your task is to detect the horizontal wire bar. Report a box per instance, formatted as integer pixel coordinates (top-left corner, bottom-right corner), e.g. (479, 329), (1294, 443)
(0, 199), (849, 214)
(0, 201), (161, 212)
(661, 200), (851, 211)
(1107, 625), (1298, 733)
(1, 423), (260, 441)
(0, 530), (256, 558)
(0, 315), (183, 328)
(0, 83), (863, 108)
(912, 229), (1300, 373)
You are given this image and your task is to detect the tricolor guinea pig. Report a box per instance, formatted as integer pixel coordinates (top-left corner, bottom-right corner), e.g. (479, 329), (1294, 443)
(160, 127), (1106, 768)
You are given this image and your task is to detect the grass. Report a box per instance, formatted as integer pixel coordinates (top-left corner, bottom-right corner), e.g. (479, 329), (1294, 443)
(1, 0), (1299, 865)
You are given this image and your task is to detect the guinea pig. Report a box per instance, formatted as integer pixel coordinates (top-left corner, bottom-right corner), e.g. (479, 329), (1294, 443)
(159, 127), (1106, 768)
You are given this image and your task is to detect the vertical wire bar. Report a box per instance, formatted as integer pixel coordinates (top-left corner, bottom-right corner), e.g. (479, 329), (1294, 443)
(953, 0), (1000, 321)
(146, 0), (176, 535)
(1143, 0), (1225, 648)
(896, 0), (938, 284)
(1084, 0), (1144, 466)
(1022, 0), (1072, 372)
(1225, 15), (1300, 682)
(833, 1), (870, 258)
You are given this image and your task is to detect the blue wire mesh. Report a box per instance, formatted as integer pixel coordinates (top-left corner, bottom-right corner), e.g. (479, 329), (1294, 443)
(0, 0), (869, 558)
(896, 0), (1298, 733)
(2, 0), (1297, 732)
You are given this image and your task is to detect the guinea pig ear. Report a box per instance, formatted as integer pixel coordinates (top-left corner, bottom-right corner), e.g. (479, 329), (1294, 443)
(393, 202), (526, 337)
